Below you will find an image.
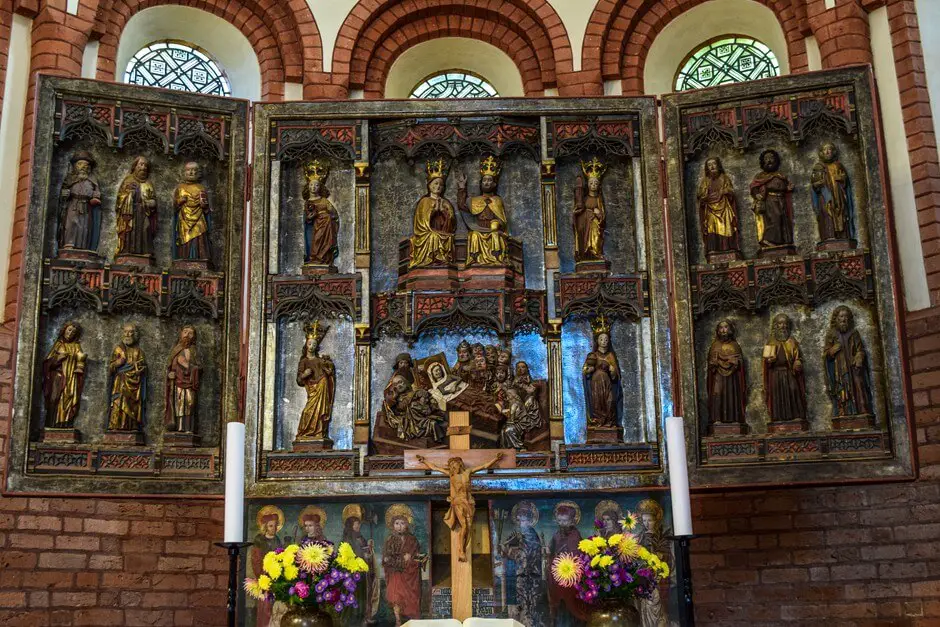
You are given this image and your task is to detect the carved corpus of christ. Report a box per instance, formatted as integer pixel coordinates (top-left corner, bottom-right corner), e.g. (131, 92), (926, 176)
(414, 452), (504, 562)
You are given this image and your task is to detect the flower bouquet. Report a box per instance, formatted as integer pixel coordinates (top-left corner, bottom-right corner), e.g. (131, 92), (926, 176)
(244, 540), (369, 615)
(551, 512), (670, 606)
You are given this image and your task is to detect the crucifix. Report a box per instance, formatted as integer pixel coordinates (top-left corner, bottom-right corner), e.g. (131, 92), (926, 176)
(404, 410), (516, 621)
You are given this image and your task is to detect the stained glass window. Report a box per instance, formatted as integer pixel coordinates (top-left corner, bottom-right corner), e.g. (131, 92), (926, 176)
(410, 71), (498, 99)
(124, 41), (231, 97)
(675, 36), (780, 91)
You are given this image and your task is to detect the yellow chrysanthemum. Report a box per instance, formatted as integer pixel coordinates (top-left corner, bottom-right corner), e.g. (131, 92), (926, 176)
(590, 555), (601, 568)
(243, 578), (266, 600)
(279, 545), (300, 564)
(608, 534), (624, 546)
(263, 553), (283, 579)
(598, 555), (614, 568)
(336, 542), (363, 572)
(593, 537), (608, 550)
(258, 575), (272, 591)
(283, 563), (299, 581)
(616, 535), (640, 559)
(578, 538), (599, 556)
(620, 512), (638, 531)
(637, 547), (652, 562)
(658, 563), (671, 578)
(355, 557), (369, 573)
(298, 543), (330, 573)
(551, 553), (582, 588)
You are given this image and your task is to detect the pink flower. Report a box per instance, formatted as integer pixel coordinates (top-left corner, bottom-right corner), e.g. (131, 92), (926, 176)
(294, 582), (310, 599)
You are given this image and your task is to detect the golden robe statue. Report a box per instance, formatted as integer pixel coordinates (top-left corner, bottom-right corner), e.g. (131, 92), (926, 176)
(457, 156), (509, 267)
(173, 162), (211, 262)
(409, 159), (456, 268)
(574, 157), (608, 262)
(697, 157), (739, 258)
(108, 324), (147, 431)
(115, 157), (157, 257)
(296, 321), (335, 441)
(42, 322), (86, 428)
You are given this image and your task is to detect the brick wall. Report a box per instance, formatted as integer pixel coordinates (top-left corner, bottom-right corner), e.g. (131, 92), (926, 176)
(0, 1), (939, 625)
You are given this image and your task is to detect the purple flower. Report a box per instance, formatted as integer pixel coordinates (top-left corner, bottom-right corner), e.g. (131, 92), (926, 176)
(295, 582), (310, 599)
(335, 602), (344, 612)
(275, 547), (284, 554)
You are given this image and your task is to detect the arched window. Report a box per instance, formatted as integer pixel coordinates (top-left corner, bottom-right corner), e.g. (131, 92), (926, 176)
(410, 71), (499, 99)
(675, 36), (780, 92)
(124, 40), (232, 97)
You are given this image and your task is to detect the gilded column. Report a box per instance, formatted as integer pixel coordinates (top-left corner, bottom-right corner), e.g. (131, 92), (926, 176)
(353, 323), (371, 449)
(546, 318), (564, 441)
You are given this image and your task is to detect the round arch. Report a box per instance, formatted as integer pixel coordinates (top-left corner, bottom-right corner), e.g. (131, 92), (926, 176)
(385, 39), (524, 99)
(114, 7), (261, 101)
(583, 0), (805, 91)
(644, 0), (789, 95)
(93, 0), (322, 100)
(333, 0), (572, 96)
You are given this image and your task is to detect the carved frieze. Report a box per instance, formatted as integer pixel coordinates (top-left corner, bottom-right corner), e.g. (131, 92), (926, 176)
(266, 274), (360, 322)
(548, 117), (639, 158)
(372, 118), (540, 161)
(689, 250), (873, 318)
(554, 274), (648, 321)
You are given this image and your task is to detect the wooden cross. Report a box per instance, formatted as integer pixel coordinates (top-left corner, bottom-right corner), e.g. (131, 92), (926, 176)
(404, 411), (516, 621)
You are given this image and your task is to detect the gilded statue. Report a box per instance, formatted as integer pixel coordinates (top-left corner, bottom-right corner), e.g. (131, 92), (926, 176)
(456, 155), (509, 267)
(762, 314), (806, 428)
(295, 320), (335, 445)
(173, 162), (212, 264)
(42, 321), (86, 429)
(415, 452), (504, 562)
(303, 159), (339, 268)
(409, 158), (456, 268)
(108, 323), (147, 431)
(824, 306), (873, 420)
(706, 319), (747, 433)
(574, 156), (608, 263)
(749, 149), (795, 254)
(164, 325), (200, 433)
(58, 151), (102, 255)
(115, 156), (157, 261)
(812, 142), (856, 246)
(582, 315), (622, 432)
(697, 157), (740, 261)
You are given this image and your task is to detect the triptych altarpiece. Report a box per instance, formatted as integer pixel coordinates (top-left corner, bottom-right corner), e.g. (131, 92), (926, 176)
(2, 67), (916, 620)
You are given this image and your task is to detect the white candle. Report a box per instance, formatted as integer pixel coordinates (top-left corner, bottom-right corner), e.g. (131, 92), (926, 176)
(223, 421), (246, 543)
(665, 416), (694, 536)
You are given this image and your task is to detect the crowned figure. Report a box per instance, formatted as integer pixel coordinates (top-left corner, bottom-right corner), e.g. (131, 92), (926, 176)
(583, 315), (623, 441)
(574, 156), (609, 269)
(294, 320), (335, 449)
(303, 159), (340, 271)
(456, 154), (509, 267)
(409, 158), (456, 268)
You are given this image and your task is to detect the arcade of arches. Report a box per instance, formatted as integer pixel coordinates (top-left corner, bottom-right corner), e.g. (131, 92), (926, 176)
(0, 0), (939, 624)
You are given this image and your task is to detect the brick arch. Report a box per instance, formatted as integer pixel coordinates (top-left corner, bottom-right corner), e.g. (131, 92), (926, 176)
(362, 13), (548, 97)
(91, 0), (323, 100)
(333, 0), (572, 94)
(584, 0), (806, 86)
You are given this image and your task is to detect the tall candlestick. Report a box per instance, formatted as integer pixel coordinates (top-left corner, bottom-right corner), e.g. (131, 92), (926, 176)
(665, 416), (693, 536)
(223, 421), (246, 543)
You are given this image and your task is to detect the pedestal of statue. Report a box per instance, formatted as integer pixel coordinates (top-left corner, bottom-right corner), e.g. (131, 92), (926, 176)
(758, 245), (797, 258)
(768, 419), (809, 434)
(709, 422), (749, 436)
(706, 250), (743, 264)
(832, 414), (875, 431)
(574, 258), (611, 275)
(114, 253), (155, 267)
(816, 238), (857, 252)
(171, 259), (210, 272)
(302, 262), (338, 276)
(292, 437), (334, 452)
(587, 424), (624, 443)
(40, 427), (81, 444)
(56, 249), (101, 263)
(163, 431), (202, 447)
(102, 430), (145, 445)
